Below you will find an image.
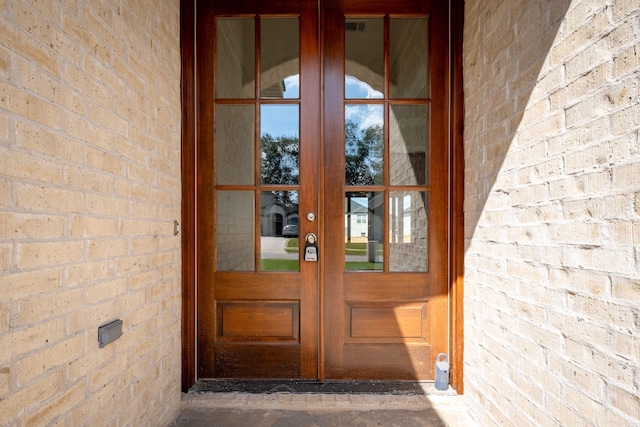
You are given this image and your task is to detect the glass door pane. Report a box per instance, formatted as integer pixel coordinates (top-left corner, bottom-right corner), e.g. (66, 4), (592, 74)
(260, 191), (299, 271)
(345, 192), (384, 271)
(216, 18), (255, 98)
(345, 18), (384, 99)
(261, 18), (300, 99)
(390, 18), (429, 99)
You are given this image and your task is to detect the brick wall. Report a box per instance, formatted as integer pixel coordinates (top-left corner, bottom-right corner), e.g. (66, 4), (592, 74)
(464, 0), (640, 425)
(0, 0), (182, 426)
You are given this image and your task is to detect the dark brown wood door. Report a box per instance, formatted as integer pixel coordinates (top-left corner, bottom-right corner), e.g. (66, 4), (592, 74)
(196, 0), (449, 381)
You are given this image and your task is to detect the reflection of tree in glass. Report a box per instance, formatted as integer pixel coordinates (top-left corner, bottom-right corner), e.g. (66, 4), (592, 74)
(345, 120), (383, 185)
(261, 134), (299, 208)
(261, 134), (299, 184)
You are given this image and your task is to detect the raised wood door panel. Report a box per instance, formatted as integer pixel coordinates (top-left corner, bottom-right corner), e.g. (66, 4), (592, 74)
(322, 0), (449, 380)
(196, 0), (320, 379)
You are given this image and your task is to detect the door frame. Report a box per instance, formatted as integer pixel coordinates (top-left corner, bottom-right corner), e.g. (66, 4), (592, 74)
(180, 0), (465, 392)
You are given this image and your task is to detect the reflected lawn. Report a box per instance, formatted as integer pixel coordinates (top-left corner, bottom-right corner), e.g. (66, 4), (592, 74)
(260, 259), (382, 271)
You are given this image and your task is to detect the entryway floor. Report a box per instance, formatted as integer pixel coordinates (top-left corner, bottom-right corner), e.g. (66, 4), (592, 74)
(168, 385), (476, 427)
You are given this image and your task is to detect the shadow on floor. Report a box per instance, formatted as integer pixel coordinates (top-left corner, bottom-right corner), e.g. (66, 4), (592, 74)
(168, 390), (476, 427)
(170, 406), (447, 427)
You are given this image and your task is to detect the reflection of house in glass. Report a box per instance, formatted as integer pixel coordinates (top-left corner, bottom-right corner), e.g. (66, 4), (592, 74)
(260, 191), (299, 237)
(345, 193), (384, 263)
(346, 192), (427, 271)
(345, 197), (369, 242)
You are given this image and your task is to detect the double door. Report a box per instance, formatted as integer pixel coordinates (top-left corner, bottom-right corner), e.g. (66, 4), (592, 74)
(196, 0), (450, 380)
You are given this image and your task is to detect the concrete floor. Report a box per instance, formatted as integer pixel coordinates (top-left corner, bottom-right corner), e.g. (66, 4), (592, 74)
(169, 392), (477, 427)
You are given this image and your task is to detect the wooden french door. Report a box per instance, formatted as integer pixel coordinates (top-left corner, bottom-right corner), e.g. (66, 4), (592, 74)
(196, 0), (450, 381)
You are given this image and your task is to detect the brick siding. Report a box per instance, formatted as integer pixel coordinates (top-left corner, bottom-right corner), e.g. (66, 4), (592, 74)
(464, 0), (640, 425)
(0, 1), (182, 425)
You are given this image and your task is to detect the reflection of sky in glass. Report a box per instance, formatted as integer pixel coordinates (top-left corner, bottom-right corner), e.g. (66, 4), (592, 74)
(345, 76), (383, 99)
(351, 197), (367, 210)
(261, 105), (299, 137)
(345, 104), (383, 130)
(283, 75), (299, 98)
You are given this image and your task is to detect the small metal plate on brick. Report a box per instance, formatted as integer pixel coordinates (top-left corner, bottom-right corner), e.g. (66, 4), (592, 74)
(98, 319), (123, 348)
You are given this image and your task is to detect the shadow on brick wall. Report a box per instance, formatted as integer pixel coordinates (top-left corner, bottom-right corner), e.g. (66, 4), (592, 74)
(463, 0), (573, 242)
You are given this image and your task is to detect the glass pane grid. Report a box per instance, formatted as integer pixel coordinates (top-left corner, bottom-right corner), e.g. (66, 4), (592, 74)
(215, 16), (303, 273)
(343, 15), (430, 273)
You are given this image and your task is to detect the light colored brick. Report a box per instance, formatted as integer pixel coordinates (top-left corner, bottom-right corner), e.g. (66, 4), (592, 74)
(0, 304), (8, 334)
(613, 331), (640, 360)
(25, 381), (85, 427)
(64, 164), (115, 193)
(129, 269), (158, 290)
(0, 243), (10, 271)
(15, 183), (84, 213)
(16, 59), (85, 116)
(82, 55), (125, 97)
(89, 353), (128, 392)
(612, 162), (640, 191)
(127, 302), (159, 328)
(85, 192), (127, 216)
(0, 146), (63, 184)
(70, 216), (119, 237)
(88, 101), (128, 137)
(609, 383), (640, 420)
(552, 354), (607, 400)
(64, 113), (114, 150)
(61, 9), (110, 63)
(81, 388), (130, 427)
(118, 288), (146, 313)
(86, 277), (127, 304)
(0, 82), (63, 129)
(114, 177), (149, 199)
(66, 299), (118, 335)
(0, 45), (10, 79)
(66, 260), (116, 286)
(614, 43), (640, 77)
(0, 371), (63, 425)
(79, 4), (122, 57)
(117, 138), (150, 166)
(17, 240), (83, 269)
(12, 1), (82, 64)
(565, 338), (635, 388)
(612, 276), (640, 304)
(10, 318), (65, 357)
(0, 366), (9, 399)
(549, 267), (610, 297)
(16, 334), (84, 386)
(87, 238), (128, 260)
(612, 105), (640, 136)
(0, 212), (66, 239)
(1, 0), (181, 426)
(85, 145), (127, 176)
(1, 268), (62, 303)
(0, 178), (10, 207)
(121, 219), (154, 236)
(15, 120), (84, 162)
(69, 380), (118, 426)
(17, 288), (84, 326)
(66, 343), (116, 382)
(0, 17), (59, 76)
